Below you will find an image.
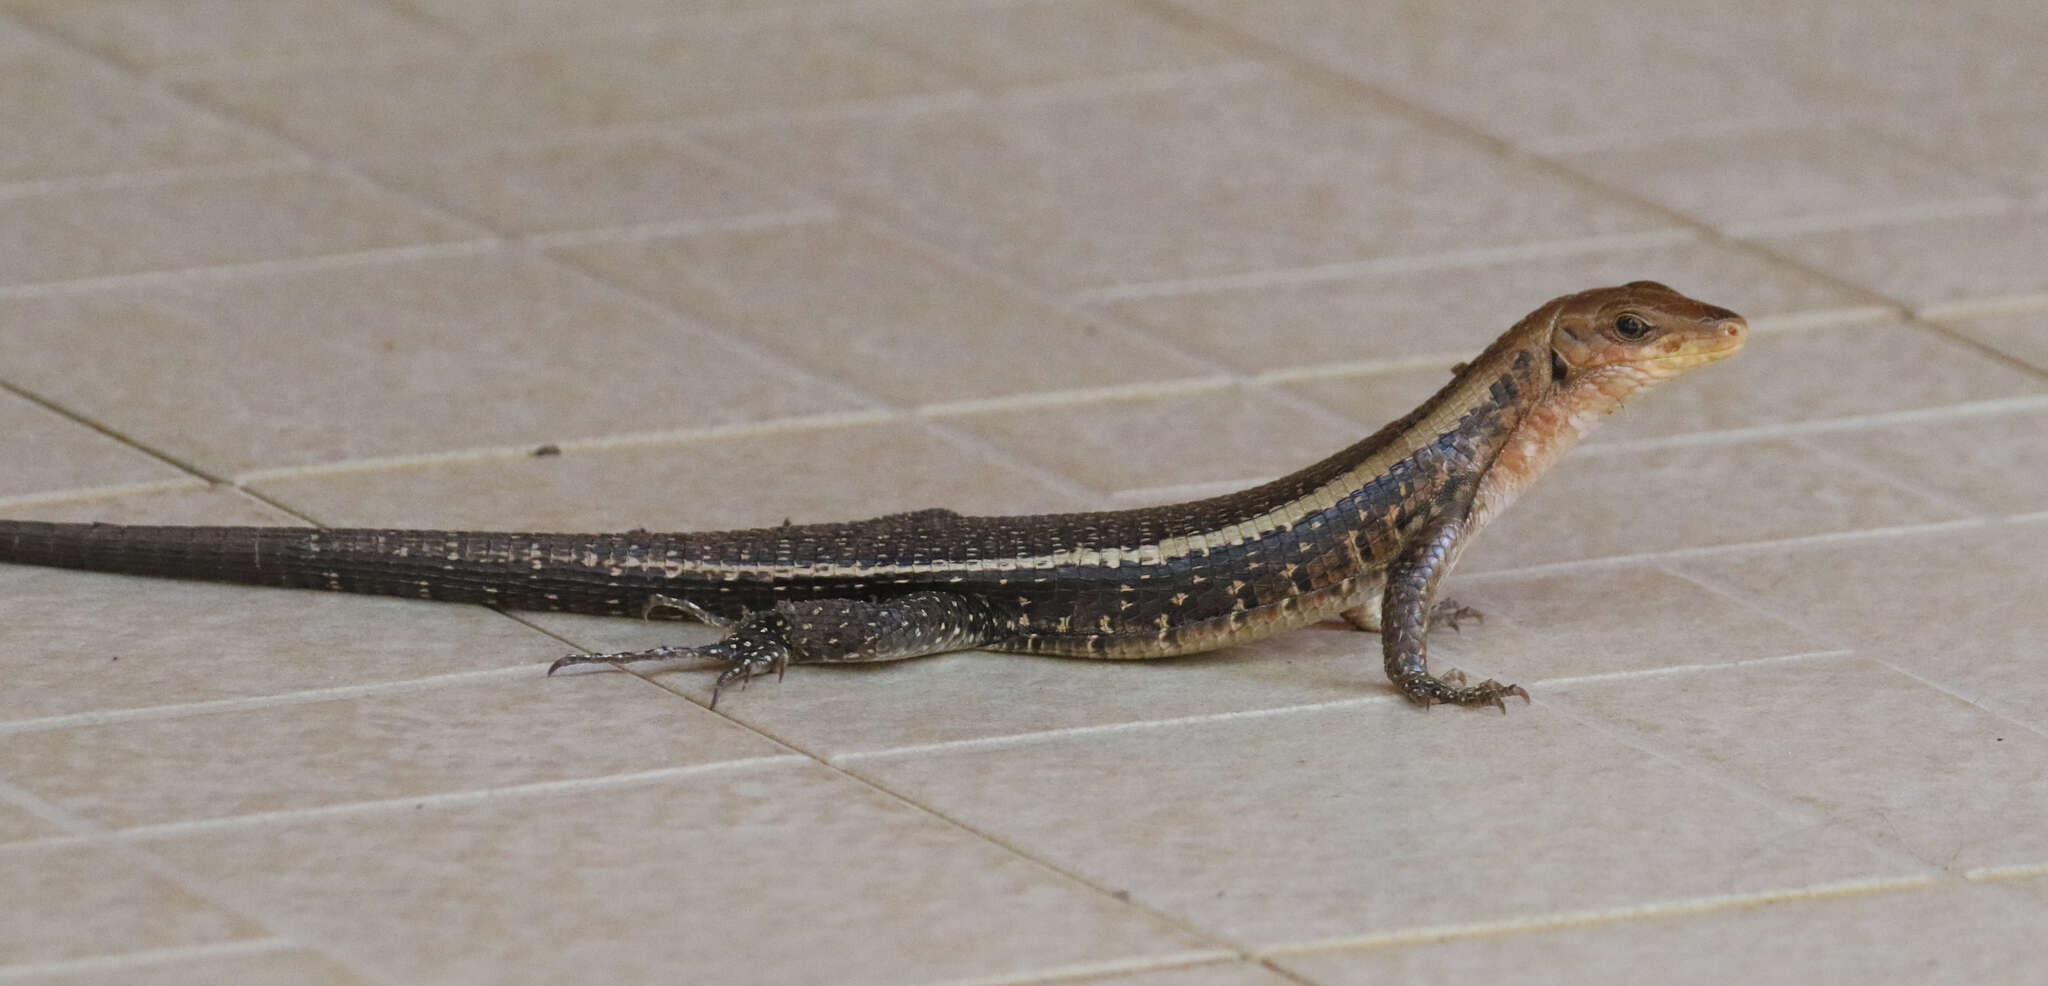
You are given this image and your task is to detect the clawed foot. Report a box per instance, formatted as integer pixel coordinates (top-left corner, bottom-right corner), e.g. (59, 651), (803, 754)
(1394, 667), (1530, 713)
(710, 652), (784, 710)
(1429, 600), (1483, 633)
(547, 635), (786, 711)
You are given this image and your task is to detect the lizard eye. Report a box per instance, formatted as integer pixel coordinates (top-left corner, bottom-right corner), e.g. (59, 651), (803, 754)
(1613, 314), (1654, 340)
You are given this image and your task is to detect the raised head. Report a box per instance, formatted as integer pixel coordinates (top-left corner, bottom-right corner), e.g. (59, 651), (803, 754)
(1467, 281), (1747, 531)
(1544, 280), (1746, 396)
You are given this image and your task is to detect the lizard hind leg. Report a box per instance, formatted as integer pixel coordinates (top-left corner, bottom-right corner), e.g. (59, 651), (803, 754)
(548, 591), (998, 708)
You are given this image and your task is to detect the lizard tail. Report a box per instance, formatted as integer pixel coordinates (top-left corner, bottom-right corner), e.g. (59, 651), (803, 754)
(0, 521), (664, 617)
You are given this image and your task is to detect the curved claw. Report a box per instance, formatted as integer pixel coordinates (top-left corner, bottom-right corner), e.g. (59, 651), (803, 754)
(546, 644), (690, 676)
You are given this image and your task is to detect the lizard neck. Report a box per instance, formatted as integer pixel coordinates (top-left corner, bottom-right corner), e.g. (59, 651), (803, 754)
(1467, 362), (1663, 535)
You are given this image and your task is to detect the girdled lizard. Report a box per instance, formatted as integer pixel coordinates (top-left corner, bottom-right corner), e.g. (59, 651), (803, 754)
(0, 282), (1744, 711)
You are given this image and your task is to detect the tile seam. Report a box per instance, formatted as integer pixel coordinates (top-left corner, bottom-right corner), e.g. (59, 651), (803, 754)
(108, 756), (809, 840)
(1067, 228), (1699, 303)
(0, 664), (545, 735)
(0, 937), (297, 982)
(1254, 874), (1941, 957)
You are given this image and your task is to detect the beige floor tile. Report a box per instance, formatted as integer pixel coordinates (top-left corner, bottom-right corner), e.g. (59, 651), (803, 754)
(1, 674), (781, 829)
(0, 390), (189, 498)
(556, 219), (1214, 407)
(847, 702), (1912, 949)
(368, 134), (818, 237)
(1554, 126), (2011, 235)
(0, 844), (264, 965)
(1559, 655), (2048, 871)
(852, 0), (1247, 88)
(0, 47), (287, 185)
(140, 762), (1221, 986)
(1941, 310), (2048, 371)
(0, 801), (58, 845)
(1164, 0), (1821, 145)
(15, 0), (460, 81)
(1278, 368), (1450, 438)
(1100, 238), (1872, 375)
(254, 419), (1094, 532)
(6, 948), (375, 986)
(1868, 102), (2048, 200)
(1759, 207), (2048, 314)
(1444, 565), (1831, 682)
(1757, 4), (2046, 112)
(708, 73), (1675, 292)
(1673, 523), (2048, 727)
(390, 0), (852, 37)
(0, 169), (471, 288)
(944, 387), (1359, 494)
(0, 252), (853, 475)
(1825, 407), (2048, 517)
(182, 19), (957, 157)
(1272, 880), (2048, 986)
(1454, 438), (1960, 573)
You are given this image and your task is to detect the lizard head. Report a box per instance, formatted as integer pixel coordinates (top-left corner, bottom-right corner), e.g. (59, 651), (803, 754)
(1544, 280), (1747, 398)
(1462, 281), (1746, 534)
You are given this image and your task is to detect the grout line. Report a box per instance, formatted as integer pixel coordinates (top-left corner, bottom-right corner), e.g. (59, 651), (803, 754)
(1069, 229), (1699, 303)
(1517, 114), (1832, 156)
(1920, 291), (2048, 323)
(0, 665), (543, 736)
(1255, 874), (1941, 957)
(516, 205), (842, 250)
(835, 694), (1398, 764)
(924, 950), (1243, 986)
(0, 477), (211, 510)
(0, 158), (315, 201)
(916, 375), (1236, 418)
(111, 756), (808, 840)
(1536, 649), (1858, 690)
(1575, 395), (2048, 456)
(1721, 196), (2018, 239)
(833, 650), (1860, 768)
(0, 237), (504, 300)
(1965, 861), (2048, 882)
(0, 938), (300, 983)
(1453, 516), (1994, 582)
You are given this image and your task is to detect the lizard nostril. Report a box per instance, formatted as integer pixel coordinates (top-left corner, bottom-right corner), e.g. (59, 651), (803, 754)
(1720, 319), (1746, 340)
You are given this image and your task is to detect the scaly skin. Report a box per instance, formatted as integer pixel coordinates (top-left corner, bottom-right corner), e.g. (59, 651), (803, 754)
(0, 282), (1744, 710)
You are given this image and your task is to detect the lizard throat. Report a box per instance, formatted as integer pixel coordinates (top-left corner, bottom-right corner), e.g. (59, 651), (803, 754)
(1466, 364), (1663, 534)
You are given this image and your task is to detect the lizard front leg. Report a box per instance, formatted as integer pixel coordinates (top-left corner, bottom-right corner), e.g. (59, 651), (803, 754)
(1380, 516), (1527, 712)
(548, 591), (997, 708)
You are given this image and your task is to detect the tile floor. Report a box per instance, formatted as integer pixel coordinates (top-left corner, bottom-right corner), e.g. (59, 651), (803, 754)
(0, 1), (2042, 984)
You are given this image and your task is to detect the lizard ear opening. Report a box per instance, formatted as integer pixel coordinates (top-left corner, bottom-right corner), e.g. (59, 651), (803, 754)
(1551, 349), (1571, 383)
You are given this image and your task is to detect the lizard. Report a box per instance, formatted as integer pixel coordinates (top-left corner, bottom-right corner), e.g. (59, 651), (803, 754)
(0, 281), (1744, 711)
